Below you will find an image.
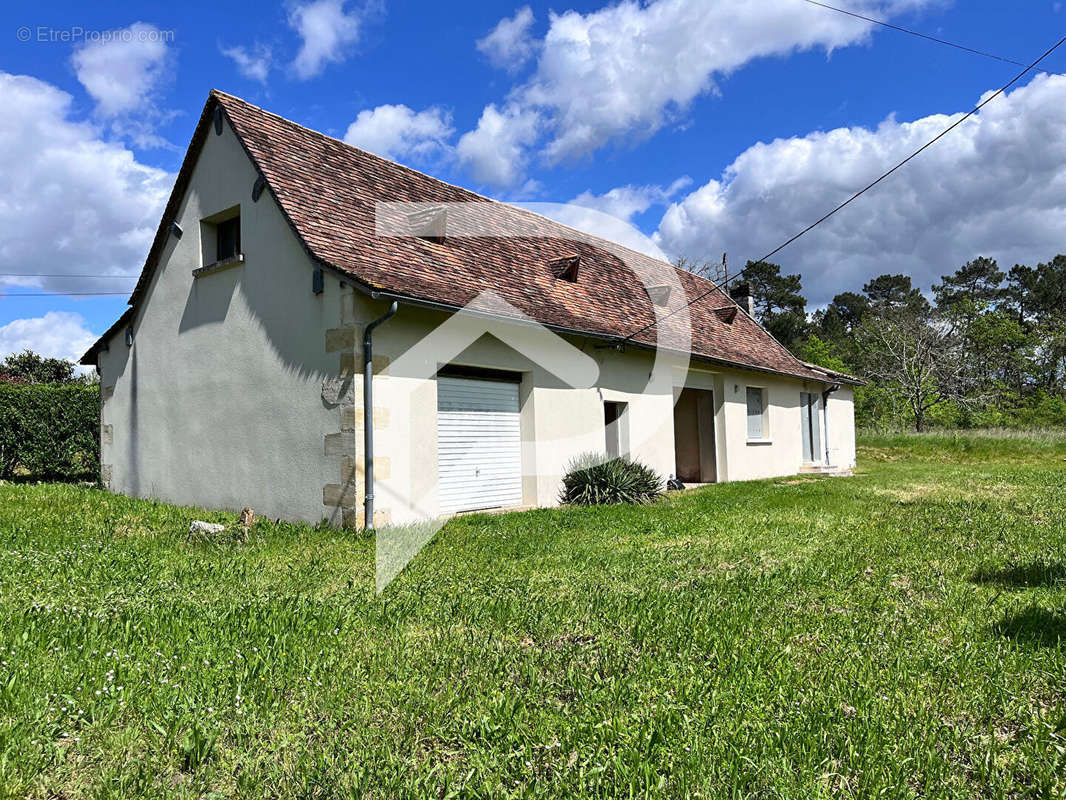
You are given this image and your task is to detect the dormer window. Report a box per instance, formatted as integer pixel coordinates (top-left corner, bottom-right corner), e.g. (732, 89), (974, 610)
(713, 306), (738, 324)
(549, 255), (580, 283)
(648, 285), (672, 307)
(407, 205), (447, 244)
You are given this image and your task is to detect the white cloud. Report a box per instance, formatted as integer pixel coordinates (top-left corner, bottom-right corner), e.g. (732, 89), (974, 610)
(526, 178), (691, 257)
(456, 103), (541, 188)
(289, 0), (366, 79)
(477, 6), (537, 72)
(0, 73), (172, 296)
(72, 22), (171, 117)
(343, 104), (454, 161)
(0, 312), (98, 369)
(459, 0), (935, 185)
(655, 74), (1066, 305)
(526, 0), (934, 163)
(570, 178), (692, 222)
(222, 44), (273, 83)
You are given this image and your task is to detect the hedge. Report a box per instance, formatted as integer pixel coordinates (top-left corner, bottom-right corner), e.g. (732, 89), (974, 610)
(0, 383), (100, 480)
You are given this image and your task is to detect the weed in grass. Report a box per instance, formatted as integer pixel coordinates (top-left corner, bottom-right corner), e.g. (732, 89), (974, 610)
(180, 722), (218, 772)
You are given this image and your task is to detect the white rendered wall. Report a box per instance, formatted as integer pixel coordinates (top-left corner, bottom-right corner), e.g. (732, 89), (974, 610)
(97, 119), (859, 527)
(97, 118), (340, 523)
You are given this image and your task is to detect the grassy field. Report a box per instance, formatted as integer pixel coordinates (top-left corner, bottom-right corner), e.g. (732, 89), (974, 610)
(1, 434), (1064, 798)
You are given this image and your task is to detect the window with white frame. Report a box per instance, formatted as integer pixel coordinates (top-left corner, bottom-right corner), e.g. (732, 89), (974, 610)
(746, 386), (769, 440)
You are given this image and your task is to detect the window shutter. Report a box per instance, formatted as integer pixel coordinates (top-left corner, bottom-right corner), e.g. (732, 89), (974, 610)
(746, 388), (764, 439)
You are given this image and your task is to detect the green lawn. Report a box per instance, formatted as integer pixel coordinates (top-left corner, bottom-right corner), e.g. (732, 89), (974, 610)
(1, 434), (1065, 798)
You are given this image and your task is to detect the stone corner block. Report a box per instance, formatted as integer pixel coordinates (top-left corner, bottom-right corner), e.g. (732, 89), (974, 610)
(321, 377), (355, 407)
(341, 406), (391, 431)
(325, 327), (357, 353)
(324, 432), (356, 456)
(341, 455), (390, 481)
(337, 507), (391, 530)
(323, 483), (359, 508)
(340, 352), (390, 377)
(340, 294), (361, 325)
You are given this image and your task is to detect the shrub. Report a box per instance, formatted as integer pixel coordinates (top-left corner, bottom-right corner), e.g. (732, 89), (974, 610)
(0, 383), (99, 480)
(560, 453), (663, 506)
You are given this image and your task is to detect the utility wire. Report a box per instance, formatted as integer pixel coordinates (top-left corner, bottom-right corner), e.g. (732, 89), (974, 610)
(0, 292), (130, 297)
(3, 22), (1061, 315)
(622, 33), (1066, 345)
(0, 273), (135, 297)
(803, 0), (1042, 69)
(0, 273), (135, 278)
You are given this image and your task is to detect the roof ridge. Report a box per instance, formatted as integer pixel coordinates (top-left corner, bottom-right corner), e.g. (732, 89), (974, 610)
(210, 90), (736, 303)
(211, 89), (500, 209)
(99, 89), (836, 384)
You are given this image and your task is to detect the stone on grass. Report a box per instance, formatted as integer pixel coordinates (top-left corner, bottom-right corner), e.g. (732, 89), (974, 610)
(188, 520), (225, 539)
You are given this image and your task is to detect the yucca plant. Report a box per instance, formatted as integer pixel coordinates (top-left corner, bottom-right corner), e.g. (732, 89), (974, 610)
(560, 453), (663, 506)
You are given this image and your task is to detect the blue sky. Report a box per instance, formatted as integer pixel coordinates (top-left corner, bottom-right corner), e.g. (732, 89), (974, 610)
(2, 0), (1065, 364)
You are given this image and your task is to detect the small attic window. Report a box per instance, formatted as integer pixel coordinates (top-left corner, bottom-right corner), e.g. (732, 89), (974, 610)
(713, 306), (739, 324)
(407, 205), (447, 244)
(648, 285), (672, 307)
(196, 205), (244, 276)
(217, 217), (241, 261)
(549, 255), (580, 283)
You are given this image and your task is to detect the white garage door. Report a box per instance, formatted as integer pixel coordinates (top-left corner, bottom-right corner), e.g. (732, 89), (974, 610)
(437, 376), (523, 514)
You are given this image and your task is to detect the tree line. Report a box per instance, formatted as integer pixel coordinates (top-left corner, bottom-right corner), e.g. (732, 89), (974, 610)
(678, 255), (1066, 432)
(0, 350), (94, 385)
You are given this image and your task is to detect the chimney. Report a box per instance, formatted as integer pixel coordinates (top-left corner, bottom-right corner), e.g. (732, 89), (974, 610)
(731, 282), (755, 317)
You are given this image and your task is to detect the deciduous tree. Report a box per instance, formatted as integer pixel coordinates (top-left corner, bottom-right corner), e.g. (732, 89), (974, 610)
(0, 351), (81, 385)
(856, 308), (978, 432)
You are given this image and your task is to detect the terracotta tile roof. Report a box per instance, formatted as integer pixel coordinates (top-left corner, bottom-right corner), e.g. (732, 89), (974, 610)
(93, 91), (843, 384)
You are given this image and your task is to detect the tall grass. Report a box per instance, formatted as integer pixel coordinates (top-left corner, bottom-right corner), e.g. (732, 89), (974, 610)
(858, 429), (1066, 462)
(0, 436), (1064, 797)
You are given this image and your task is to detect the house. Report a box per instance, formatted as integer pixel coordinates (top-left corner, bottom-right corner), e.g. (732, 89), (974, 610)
(81, 90), (861, 529)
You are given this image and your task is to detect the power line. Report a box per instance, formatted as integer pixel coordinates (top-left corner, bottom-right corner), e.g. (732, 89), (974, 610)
(0, 273), (135, 278)
(803, 0), (1037, 69)
(623, 33), (1066, 345)
(0, 292), (130, 297)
